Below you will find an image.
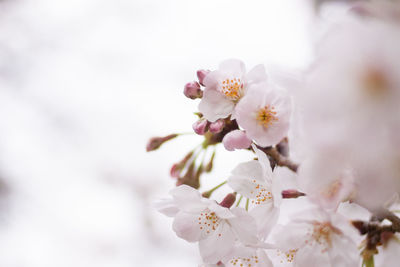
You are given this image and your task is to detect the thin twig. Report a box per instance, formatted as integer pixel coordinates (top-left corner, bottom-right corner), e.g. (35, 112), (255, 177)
(257, 145), (299, 172)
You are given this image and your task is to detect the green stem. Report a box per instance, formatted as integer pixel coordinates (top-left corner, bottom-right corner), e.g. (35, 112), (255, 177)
(191, 144), (204, 162)
(203, 181), (227, 198)
(363, 256), (374, 267)
(200, 146), (208, 166)
(236, 195), (243, 207)
(177, 132), (196, 136)
(245, 198), (250, 211)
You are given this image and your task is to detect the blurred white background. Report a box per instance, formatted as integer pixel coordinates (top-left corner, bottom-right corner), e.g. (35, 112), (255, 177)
(0, 0), (313, 266)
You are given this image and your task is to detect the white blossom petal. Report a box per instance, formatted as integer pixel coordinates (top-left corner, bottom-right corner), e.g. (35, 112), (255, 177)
(219, 59), (246, 77)
(245, 64), (268, 87)
(229, 161), (265, 198)
(172, 211), (203, 242)
(199, 89), (235, 122)
(250, 203), (279, 238)
(199, 222), (236, 264)
(229, 208), (259, 245)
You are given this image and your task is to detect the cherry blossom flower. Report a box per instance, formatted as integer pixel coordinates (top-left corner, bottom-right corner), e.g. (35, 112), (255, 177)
(297, 153), (355, 210)
(228, 146), (281, 238)
(156, 185), (259, 264)
(198, 59), (268, 122)
(297, 14), (400, 211)
(235, 82), (291, 147)
(272, 208), (359, 267)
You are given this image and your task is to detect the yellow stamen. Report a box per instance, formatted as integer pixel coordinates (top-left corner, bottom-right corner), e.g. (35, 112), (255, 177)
(221, 78), (243, 101)
(256, 105), (278, 128)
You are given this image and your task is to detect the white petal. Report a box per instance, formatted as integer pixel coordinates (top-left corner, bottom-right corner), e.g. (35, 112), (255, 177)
(170, 184), (201, 200)
(375, 235), (400, 267)
(203, 70), (221, 89)
(231, 160), (264, 182)
(172, 211), (203, 242)
(245, 64), (268, 86)
(198, 89), (235, 122)
(199, 222), (236, 264)
(170, 185), (208, 213)
(219, 59), (246, 77)
(250, 203), (280, 238)
(272, 223), (309, 251)
(154, 198), (179, 217)
(229, 161), (266, 198)
(256, 249), (274, 267)
(271, 176), (282, 208)
(253, 145), (273, 179)
(229, 208), (259, 245)
(295, 243), (331, 267)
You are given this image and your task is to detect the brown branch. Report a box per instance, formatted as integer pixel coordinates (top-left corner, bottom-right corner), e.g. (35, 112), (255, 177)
(352, 211), (400, 257)
(374, 210), (400, 232)
(257, 145), (299, 172)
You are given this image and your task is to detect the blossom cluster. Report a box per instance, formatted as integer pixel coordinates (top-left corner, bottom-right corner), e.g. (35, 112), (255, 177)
(148, 1), (400, 266)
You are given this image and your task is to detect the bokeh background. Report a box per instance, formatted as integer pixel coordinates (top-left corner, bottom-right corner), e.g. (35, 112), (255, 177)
(0, 0), (338, 266)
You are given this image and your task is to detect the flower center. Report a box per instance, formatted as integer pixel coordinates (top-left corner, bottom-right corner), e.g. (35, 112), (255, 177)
(250, 179), (272, 205)
(362, 67), (389, 97)
(198, 210), (221, 235)
(305, 221), (342, 253)
(277, 249), (297, 263)
(221, 78), (244, 101)
(320, 180), (342, 200)
(256, 105), (278, 128)
(228, 255), (259, 267)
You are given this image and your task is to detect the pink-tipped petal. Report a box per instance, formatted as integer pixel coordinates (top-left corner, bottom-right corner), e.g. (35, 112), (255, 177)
(197, 69), (211, 86)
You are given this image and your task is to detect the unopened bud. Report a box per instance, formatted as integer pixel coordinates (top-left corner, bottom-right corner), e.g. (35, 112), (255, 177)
(192, 118), (209, 135)
(350, 4), (372, 17)
(219, 193), (236, 208)
(281, 189), (305, 199)
(209, 119), (225, 133)
(184, 81), (203, 99)
(197, 69), (210, 86)
(146, 134), (178, 152)
(170, 164), (181, 178)
(176, 162), (200, 189)
(222, 130), (252, 151)
(170, 151), (194, 178)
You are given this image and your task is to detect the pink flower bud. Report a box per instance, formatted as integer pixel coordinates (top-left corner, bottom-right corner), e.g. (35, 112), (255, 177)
(219, 193), (236, 208)
(196, 69), (210, 86)
(192, 118), (209, 135)
(183, 81), (203, 99)
(350, 4), (372, 17)
(170, 151), (194, 178)
(146, 134), (178, 152)
(169, 163), (181, 178)
(209, 119), (225, 133)
(281, 189), (305, 199)
(222, 130), (252, 151)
